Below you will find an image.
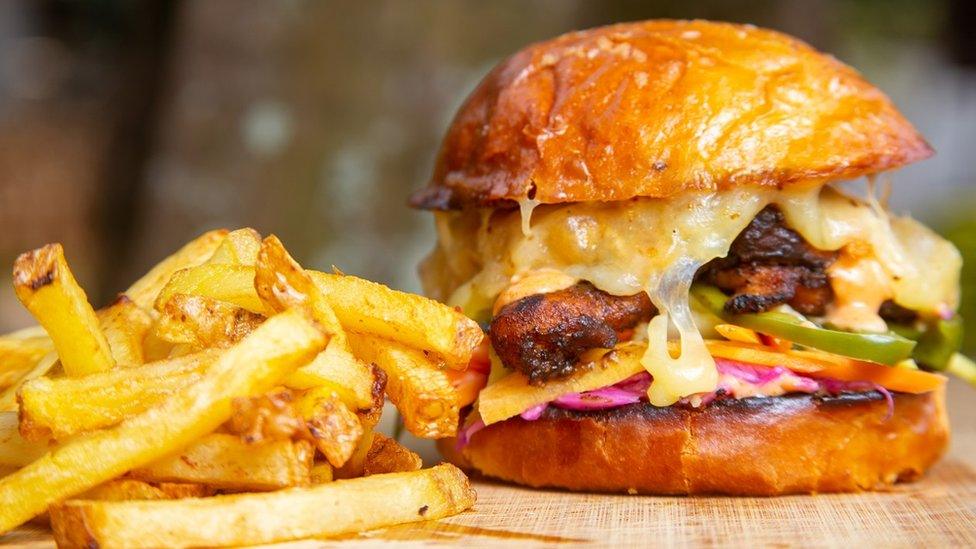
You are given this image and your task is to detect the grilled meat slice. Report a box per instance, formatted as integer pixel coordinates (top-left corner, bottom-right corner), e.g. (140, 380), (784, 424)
(700, 206), (837, 315)
(489, 282), (655, 384)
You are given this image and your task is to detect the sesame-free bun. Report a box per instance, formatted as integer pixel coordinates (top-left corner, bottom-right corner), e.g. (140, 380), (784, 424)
(439, 389), (948, 495)
(411, 20), (932, 210)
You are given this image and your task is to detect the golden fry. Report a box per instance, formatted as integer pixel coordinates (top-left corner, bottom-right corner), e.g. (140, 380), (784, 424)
(309, 270), (483, 368)
(362, 433), (422, 476)
(154, 264), (270, 315)
(78, 479), (212, 502)
(0, 334), (53, 390)
(97, 295), (152, 367)
(347, 333), (460, 438)
(130, 434), (313, 491)
(0, 307), (328, 533)
(154, 293), (264, 350)
(298, 388), (363, 468)
(206, 228), (262, 266)
(0, 351), (58, 413)
(255, 236), (377, 411)
(50, 464), (476, 549)
(0, 412), (47, 467)
(18, 350), (218, 441)
(125, 229), (228, 311)
(13, 244), (115, 376)
(309, 461), (333, 483)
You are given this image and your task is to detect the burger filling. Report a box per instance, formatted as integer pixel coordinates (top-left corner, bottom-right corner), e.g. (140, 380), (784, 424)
(423, 183), (968, 432)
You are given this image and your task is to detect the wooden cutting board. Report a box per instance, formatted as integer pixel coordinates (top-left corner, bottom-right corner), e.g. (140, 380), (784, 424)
(4, 381), (975, 548)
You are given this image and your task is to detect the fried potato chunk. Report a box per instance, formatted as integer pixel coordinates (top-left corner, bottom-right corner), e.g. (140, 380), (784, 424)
(13, 244), (115, 376)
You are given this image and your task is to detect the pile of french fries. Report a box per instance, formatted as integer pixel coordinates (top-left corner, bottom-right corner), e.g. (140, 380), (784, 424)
(0, 228), (482, 548)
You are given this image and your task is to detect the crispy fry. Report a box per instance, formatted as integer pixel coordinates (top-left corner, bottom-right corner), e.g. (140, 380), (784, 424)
(0, 307), (328, 532)
(0, 352), (58, 413)
(334, 429), (374, 480)
(347, 333), (459, 438)
(227, 390), (306, 443)
(78, 479), (212, 502)
(206, 228), (262, 266)
(125, 229), (228, 311)
(0, 412), (47, 467)
(130, 434), (313, 491)
(0, 334), (53, 390)
(255, 236), (376, 410)
(299, 388), (363, 468)
(362, 433), (422, 476)
(154, 263), (271, 315)
(309, 270), (483, 368)
(18, 350), (219, 441)
(310, 461), (333, 483)
(97, 294), (152, 367)
(50, 464), (476, 549)
(154, 293), (264, 350)
(13, 244), (115, 376)
(283, 345), (377, 410)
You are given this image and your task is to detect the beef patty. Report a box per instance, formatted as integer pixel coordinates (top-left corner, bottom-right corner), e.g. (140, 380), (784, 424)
(699, 206), (837, 315)
(489, 282), (655, 385)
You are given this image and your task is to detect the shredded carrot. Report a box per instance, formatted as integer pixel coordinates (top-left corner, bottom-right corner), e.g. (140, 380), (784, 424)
(706, 339), (945, 393)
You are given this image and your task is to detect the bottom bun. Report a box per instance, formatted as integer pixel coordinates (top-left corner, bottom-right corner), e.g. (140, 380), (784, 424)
(440, 389), (949, 495)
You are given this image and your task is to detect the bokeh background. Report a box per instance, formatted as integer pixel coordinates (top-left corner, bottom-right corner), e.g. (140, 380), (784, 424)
(0, 0), (974, 356)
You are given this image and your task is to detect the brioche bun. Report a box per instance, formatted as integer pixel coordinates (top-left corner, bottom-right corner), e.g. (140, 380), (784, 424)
(411, 20), (931, 210)
(440, 389), (948, 495)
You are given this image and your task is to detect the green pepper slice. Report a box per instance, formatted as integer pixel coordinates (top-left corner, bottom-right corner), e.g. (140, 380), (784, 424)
(891, 317), (963, 371)
(691, 285), (916, 365)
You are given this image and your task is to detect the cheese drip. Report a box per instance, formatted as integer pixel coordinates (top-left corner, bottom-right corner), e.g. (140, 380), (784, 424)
(421, 183), (962, 405)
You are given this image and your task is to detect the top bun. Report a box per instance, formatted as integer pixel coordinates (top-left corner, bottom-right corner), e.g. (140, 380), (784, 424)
(411, 20), (932, 210)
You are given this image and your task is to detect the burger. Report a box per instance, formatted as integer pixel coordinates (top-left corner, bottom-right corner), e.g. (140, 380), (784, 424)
(410, 20), (972, 495)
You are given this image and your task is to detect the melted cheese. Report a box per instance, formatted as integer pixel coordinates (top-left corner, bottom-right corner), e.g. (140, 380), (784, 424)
(422, 183), (961, 406)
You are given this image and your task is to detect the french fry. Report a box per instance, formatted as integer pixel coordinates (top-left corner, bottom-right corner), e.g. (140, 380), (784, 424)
(18, 350), (219, 440)
(13, 244), (115, 376)
(283, 345), (377, 410)
(0, 307), (328, 532)
(50, 464), (476, 549)
(0, 334), (53, 390)
(125, 229), (228, 311)
(347, 333), (460, 438)
(309, 270), (483, 368)
(154, 293), (264, 351)
(130, 434), (313, 491)
(154, 264), (271, 315)
(310, 461), (333, 483)
(0, 412), (47, 467)
(0, 465), (17, 479)
(97, 295), (152, 367)
(335, 429), (375, 480)
(206, 228), (262, 266)
(0, 352), (58, 412)
(362, 433), (422, 476)
(79, 479), (211, 501)
(227, 390), (306, 444)
(254, 235), (378, 412)
(297, 388), (363, 468)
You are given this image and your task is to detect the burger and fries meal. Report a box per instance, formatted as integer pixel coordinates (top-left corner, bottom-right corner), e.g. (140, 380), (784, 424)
(0, 228), (479, 547)
(1, 16), (974, 548)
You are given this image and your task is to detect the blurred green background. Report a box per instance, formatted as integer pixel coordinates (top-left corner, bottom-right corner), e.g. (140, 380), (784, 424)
(0, 0), (973, 355)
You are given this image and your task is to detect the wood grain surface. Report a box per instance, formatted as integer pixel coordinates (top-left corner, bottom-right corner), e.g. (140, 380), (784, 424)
(3, 381), (974, 548)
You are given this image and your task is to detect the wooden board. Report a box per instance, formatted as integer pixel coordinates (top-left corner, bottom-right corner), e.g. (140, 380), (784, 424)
(4, 381), (975, 547)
